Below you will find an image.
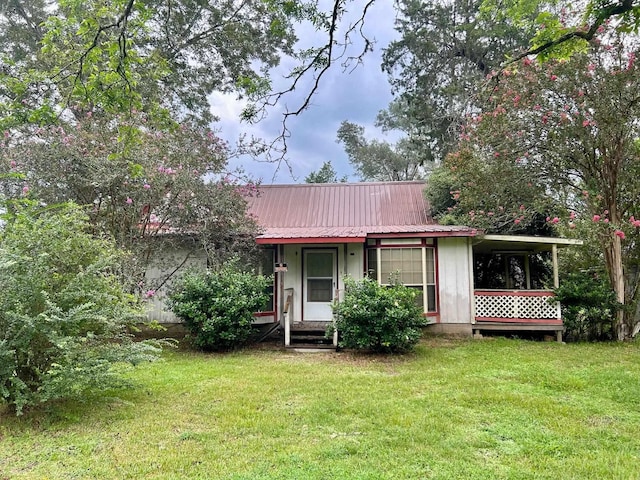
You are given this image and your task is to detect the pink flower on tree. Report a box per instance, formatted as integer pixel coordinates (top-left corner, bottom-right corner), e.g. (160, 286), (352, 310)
(145, 289), (156, 298)
(614, 230), (626, 240)
(143, 184), (151, 189)
(126, 197), (133, 204)
(593, 214), (601, 222)
(21, 185), (29, 195)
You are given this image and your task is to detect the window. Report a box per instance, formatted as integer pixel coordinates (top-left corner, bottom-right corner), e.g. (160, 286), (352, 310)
(367, 242), (437, 313)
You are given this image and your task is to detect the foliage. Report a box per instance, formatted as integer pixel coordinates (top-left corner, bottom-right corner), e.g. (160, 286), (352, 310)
(444, 35), (640, 338)
(481, 0), (640, 61)
(0, 0), (303, 127)
(0, 113), (260, 293)
(554, 271), (621, 342)
(426, 149), (557, 235)
(168, 262), (271, 351)
(0, 0), (381, 150)
(331, 276), (426, 353)
(378, 0), (539, 165)
(304, 161), (347, 183)
(336, 120), (426, 181)
(0, 201), (162, 415)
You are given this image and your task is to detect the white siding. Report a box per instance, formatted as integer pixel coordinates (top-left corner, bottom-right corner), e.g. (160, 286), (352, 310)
(146, 245), (208, 323)
(437, 237), (473, 324)
(346, 243), (365, 280)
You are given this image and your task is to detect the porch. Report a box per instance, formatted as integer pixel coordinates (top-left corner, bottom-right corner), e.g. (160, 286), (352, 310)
(473, 289), (563, 341)
(471, 235), (582, 342)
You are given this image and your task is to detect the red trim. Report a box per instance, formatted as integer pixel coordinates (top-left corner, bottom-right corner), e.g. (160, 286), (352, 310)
(257, 237), (365, 245)
(253, 311), (276, 317)
(475, 317), (562, 324)
(474, 290), (555, 297)
(425, 312), (440, 323)
(368, 231), (474, 239)
(433, 238), (440, 316)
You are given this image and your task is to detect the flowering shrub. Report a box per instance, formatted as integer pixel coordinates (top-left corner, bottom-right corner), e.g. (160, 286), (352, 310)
(330, 276), (426, 353)
(168, 261), (271, 351)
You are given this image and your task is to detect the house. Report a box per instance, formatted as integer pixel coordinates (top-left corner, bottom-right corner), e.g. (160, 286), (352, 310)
(245, 181), (580, 345)
(148, 181), (580, 344)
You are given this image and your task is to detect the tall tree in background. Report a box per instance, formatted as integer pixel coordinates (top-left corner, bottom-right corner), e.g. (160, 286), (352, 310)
(336, 120), (426, 181)
(379, 0), (539, 165)
(304, 161), (347, 183)
(433, 36), (640, 339)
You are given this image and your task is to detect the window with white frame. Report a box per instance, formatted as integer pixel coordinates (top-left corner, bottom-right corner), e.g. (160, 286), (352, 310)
(366, 240), (437, 313)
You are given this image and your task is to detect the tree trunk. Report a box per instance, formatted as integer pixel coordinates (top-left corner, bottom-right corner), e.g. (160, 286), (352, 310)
(604, 233), (627, 340)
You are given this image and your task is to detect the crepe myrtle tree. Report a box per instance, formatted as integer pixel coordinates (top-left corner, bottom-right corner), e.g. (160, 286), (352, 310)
(444, 34), (640, 339)
(0, 112), (261, 295)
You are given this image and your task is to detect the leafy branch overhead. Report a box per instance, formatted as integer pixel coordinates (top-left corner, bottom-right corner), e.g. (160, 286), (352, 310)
(0, 1), (377, 147)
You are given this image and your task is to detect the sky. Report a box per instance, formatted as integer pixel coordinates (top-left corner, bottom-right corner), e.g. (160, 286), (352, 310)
(210, 1), (400, 184)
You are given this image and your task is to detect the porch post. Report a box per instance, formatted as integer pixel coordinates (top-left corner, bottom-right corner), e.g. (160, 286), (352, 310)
(468, 239), (476, 324)
(552, 244), (559, 289)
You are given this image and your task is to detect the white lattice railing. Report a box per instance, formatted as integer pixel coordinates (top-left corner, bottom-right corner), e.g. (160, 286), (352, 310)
(474, 290), (561, 323)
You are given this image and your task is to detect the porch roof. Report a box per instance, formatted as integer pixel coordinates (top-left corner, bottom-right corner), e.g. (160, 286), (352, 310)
(247, 182), (477, 244)
(473, 234), (583, 253)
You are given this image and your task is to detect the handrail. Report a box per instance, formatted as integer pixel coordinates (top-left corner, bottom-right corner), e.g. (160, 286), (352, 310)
(283, 288), (293, 346)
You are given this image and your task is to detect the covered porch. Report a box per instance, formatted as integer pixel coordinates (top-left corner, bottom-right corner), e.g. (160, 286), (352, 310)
(471, 235), (582, 341)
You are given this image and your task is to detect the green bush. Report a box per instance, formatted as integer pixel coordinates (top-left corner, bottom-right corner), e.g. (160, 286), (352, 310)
(0, 201), (162, 415)
(168, 262), (271, 351)
(331, 276), (427, 353)
(554, 271), (621, 341)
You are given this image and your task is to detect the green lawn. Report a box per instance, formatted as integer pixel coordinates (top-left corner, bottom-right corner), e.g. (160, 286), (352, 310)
(1, 338), (640, 479)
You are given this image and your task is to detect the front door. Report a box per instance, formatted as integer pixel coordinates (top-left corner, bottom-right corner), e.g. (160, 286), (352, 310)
(303, 249), (337, 321)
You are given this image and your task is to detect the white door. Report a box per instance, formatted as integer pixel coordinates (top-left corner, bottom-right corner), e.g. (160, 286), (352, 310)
(303, 249), (337, 321)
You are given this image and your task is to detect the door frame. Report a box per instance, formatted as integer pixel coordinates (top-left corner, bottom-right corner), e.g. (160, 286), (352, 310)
(301, 247), (338, 322)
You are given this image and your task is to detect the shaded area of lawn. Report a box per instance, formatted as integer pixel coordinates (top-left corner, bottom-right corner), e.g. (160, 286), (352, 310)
(1, 338), (640, 479)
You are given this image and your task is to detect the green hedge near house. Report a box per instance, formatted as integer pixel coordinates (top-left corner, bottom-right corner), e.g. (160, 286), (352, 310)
(168, 262), (271, 351)
(331, 276), (427, 353)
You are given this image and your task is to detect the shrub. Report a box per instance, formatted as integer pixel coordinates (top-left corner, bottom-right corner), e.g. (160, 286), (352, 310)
(331, 276), (426, 353)
(0, 201), (162, 415)
(554, 271), (621, 341)
(168, 262), (271, 351)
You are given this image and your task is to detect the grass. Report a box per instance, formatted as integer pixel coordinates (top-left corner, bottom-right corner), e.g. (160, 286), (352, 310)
(1, 338), (640, 479)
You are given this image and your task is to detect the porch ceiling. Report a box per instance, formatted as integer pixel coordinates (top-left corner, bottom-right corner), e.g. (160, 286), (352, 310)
(473, 234), (583, 253)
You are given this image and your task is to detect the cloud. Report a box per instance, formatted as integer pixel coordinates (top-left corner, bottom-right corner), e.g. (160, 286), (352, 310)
(219, 1), (401, 184)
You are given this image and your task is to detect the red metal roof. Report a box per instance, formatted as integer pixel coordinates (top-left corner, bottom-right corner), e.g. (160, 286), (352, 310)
(246, 181), (475, 243)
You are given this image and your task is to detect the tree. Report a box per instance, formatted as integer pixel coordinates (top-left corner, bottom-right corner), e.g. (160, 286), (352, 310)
(486, 0), (640, 62)
(445, 36), (640, 339)
(0, 201), (162, 415)
(0, 0), (378, 147)
(304, 161), (347, 183)
(0, 113), (260, 293)
(336, 120), (426, 181)
(379, 0), (539, 165)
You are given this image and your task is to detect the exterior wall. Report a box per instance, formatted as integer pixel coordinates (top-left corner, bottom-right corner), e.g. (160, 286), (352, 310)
(436, 237), (473, 324)
(146, 245), (207, 323)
